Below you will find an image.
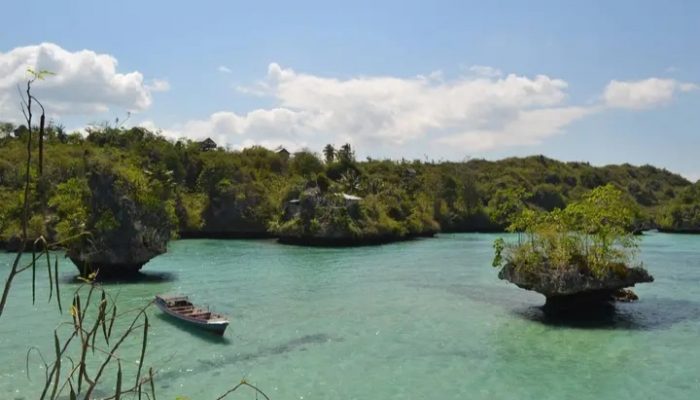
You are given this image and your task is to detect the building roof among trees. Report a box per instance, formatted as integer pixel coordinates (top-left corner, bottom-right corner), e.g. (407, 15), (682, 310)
(199, 138), (217, 151)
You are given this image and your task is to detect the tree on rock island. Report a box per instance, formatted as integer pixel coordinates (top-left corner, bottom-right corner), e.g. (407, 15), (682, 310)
(492, 184), (653, 311)
(66, 156), (177, 278)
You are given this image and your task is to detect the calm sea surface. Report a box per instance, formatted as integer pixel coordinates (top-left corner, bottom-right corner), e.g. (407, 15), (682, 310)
(1, 232), (699, 399)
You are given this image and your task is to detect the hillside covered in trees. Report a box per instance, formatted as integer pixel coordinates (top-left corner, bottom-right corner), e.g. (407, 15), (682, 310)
(0, 122), (698, 251)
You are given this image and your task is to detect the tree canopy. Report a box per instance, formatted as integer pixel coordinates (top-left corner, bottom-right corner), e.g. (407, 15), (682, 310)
(493, 184), (640, 278)
(0, 122), (696, 247)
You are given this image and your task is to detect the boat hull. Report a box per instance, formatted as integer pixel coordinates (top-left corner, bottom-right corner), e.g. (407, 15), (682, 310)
(155, 297), (229, 335)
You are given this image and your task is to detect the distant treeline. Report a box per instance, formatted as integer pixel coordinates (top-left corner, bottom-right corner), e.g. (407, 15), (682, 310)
(1, 122), (699, 248)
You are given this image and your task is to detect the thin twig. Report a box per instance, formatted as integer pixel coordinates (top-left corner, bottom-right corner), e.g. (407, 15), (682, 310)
(215, 381), (271, 400)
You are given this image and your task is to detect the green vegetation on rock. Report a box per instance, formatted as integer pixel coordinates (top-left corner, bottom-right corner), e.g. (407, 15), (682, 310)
(493, 184), (640, 276)
(492, 184), (654, 308)
(0, 123), (697, 254)
(658, 182), (700, 232)
(67, 153), (177, 276)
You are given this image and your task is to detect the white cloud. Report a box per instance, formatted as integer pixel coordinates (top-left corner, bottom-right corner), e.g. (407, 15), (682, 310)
(5, 46), (692, 157)
(468, 65), (503, 78)
(218, 65), (232, 74)
(0, 43), (162, 121)
(173, 62), (585, 152)
(438, 107), (593, 150)
(136, 120), (165, 134)
(603, 78), (698, 110)
(153, 109), (314, 151)
(683, 171), (700, 183)
(146, 79), (170, 92)
(679, 83), (699, 92)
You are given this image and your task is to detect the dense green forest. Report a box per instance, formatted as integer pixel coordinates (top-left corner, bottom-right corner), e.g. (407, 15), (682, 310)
(0, 122), (698, 249)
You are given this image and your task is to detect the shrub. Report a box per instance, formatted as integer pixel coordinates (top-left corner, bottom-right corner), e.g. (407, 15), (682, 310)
(493, 184), (640, 278)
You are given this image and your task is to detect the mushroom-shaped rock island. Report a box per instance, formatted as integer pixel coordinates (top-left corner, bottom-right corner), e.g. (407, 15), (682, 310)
(492, 184), (654, 312)
(67, 160), (175, 278)
(498, 262), (653, 310)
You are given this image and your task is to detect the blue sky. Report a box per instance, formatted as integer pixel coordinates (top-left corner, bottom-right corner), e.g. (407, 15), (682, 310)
(1, 0), (699, 180)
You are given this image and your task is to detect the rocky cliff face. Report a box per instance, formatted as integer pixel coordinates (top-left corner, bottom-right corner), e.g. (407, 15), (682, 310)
(68, 168), (172, 278)
(197, 191), (270, 238)
(498, 262), (653, 310)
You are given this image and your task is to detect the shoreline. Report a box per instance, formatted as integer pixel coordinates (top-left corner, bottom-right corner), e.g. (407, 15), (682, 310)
(276, 231), (436, 247)
(4, 228), (699, 253)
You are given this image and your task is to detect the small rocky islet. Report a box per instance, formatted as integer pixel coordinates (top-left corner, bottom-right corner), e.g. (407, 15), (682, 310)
(498, 261), (653, 310)
(273, 187), (437, 246)
(492, 184), (656, 312)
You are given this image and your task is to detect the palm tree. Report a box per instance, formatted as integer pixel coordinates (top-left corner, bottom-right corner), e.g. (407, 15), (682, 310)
(323, 144), (335, 163)
(337, 143), (354, 164)
(339, 170), (362, 194)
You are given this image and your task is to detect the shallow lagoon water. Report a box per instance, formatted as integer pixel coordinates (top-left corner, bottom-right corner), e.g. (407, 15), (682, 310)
(1, 232), (699, 399)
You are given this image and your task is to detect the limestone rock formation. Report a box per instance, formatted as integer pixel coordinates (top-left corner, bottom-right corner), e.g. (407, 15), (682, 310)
(274, 187), (438, 246)
(276, 188), (365, 245)
(197, 189), (270, 238)
(498, 262), (653, 310)
(68, 167), (173, 278)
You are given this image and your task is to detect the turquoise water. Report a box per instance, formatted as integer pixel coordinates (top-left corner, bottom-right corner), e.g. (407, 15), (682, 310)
(1, 232), (699, 399)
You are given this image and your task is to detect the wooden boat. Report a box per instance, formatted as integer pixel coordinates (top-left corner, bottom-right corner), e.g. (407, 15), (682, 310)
(154, 294), (229, 335)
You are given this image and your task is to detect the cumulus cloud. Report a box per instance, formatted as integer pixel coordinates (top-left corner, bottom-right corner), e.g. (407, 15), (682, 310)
(603, 78), (698, 109)
(146, 79), (170, 92)
(0, 43), (164, 120)
(682, 171), (700, 183)
(5, 45), (693, 156)
(467, 65), (503, 78)
(438, 107), (592, 150)
(176, 62), (587, 153)
(218, 65), (232, 74)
